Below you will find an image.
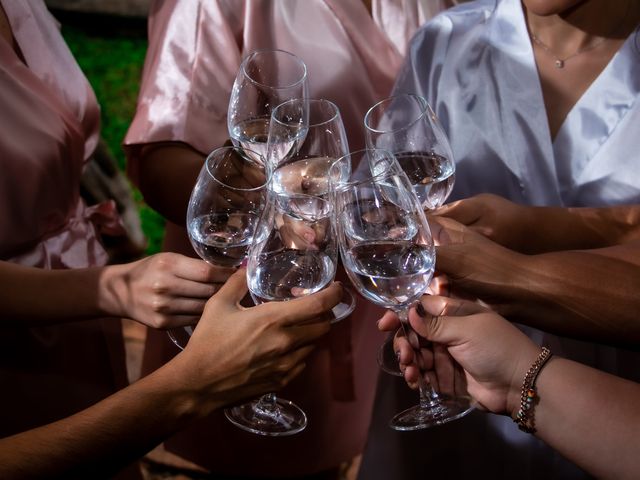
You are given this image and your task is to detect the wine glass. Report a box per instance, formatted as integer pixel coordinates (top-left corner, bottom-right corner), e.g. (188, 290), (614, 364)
(224, 191), (338, 436)
(365, 93), (456, 374)
(167, 146), (271, 350)
(268, 98), (355, 320)
(228, 49), (308, 164)
(364, 93), (455, 210)
(329, 148), (473, 430)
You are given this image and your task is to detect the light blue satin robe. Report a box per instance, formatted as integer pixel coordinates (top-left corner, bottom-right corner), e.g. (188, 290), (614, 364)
(359, 1), (640, 478)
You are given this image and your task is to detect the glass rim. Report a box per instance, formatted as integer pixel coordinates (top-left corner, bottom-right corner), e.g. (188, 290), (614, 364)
(205, 146), (272, 192)
(274, 190), (332, 217)
(241, 49), (308, 90)
(271, 98), (341, 129)
(364, 93), (434, 135)
(329, 148), (399, 192)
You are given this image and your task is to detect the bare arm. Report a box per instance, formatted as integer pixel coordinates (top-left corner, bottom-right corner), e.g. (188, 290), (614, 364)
(0, 254), (232, 328)
(436, 194), (640, 253)
(133, 142), (208, 226)
(380, 295), (640, 480)
(0, 271), (342, 479)
(432, 217), (640, 346)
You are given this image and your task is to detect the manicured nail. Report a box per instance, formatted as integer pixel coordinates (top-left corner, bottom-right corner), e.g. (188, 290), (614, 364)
(416, 302), (427, 318)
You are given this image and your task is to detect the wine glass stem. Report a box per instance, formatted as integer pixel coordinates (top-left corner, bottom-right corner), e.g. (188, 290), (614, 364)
(397, 309), (442, 409)
(257, 393), (278, 413)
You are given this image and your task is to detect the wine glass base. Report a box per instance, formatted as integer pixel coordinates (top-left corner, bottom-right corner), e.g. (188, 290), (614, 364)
(225, 398), (307, 436)
(167, 325), (194, 351)
(377, 334), (403, 376)
(390, 394), (474, 431)
(329, 287), (357, 323)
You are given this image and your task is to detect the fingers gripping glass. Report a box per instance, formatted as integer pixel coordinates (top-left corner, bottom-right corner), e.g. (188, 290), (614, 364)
(329, 149), (472, 430)
(167, 146), (271, 350)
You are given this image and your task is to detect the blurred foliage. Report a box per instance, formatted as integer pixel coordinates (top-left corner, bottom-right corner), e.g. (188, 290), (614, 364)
(60, 20), (164, 255)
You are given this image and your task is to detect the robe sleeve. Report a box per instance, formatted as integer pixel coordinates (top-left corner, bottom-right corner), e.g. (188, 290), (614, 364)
(124, 0), (245, 184)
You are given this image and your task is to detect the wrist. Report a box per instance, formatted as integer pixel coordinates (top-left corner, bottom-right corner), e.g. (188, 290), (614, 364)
(97, 263), (130, 318)
(509, 346), (554, 433)
(506, 342), (545, 418)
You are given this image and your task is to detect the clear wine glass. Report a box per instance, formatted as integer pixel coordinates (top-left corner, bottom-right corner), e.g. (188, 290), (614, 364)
(167, 146), (271, 350)
(224, 191), (338, 436)
(364, 93), (455, 210)
(228, 49), (308, 165)
(329, 148), (473, 430)
(268, 98), (355, 320)
(365, 93), (456, 374)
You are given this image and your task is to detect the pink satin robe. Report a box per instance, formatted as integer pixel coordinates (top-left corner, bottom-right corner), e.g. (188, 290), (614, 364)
(0, 0), (128, 439)
(124, 0), (442, 476)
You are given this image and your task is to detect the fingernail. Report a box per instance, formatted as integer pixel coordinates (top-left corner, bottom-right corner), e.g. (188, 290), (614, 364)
(416, 302), (427, 318)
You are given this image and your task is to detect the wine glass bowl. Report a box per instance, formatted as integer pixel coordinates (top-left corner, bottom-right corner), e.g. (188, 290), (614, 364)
(228, 49), (309, 164)
(364, 93), (456, 210)
(187, 146), (271, 268)
(269, 98), (348, 192)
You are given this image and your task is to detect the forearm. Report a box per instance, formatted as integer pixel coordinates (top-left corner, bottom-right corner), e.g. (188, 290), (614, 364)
(520, 358), (640, 480)
(489, 249), (640, 346)
(0, 262), (107, 325)
(520, 205), (640, 253)
(0, 261), (139, 326)
(134, 142), (207, 225)
(0, 355), (215, 479)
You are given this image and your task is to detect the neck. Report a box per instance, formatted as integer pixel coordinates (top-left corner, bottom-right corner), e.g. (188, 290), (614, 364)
(524, 0), (635, 56)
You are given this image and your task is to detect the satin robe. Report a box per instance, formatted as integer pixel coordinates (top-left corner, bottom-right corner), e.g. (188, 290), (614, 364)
(0, 0), (128, 440)
(123, 0), (457, 476)
(359, 1), (640, 479)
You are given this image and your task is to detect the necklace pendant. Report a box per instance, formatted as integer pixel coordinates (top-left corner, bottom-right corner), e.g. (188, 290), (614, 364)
(555, 59), (565, 68)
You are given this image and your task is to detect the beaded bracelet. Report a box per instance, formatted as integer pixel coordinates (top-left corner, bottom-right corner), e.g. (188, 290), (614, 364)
(513, 347), (553, 434)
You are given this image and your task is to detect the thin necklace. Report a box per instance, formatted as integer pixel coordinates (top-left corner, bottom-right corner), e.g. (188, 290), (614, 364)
(529, 1), (630, 69)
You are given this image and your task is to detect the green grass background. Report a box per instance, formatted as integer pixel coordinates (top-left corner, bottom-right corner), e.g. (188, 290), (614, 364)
(60, 19), (164, 255)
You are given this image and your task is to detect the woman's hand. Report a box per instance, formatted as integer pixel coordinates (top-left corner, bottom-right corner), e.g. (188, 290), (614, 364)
(380, 295), (541, 416)
(428, 216), (526, 310)
(101, 252), (235, 329)
(178, 269), (342, 411)
(434, 194), (533, 251)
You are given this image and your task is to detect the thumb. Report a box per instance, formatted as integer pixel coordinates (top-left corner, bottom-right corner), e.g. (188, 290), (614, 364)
(211, 268), (248, 305)
(432, 198), (479, 226)
(408, 295), (488, 346)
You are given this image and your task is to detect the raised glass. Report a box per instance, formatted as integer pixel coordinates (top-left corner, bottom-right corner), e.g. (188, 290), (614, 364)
(329, 149), (473, 430)
(365, 94), (456, 374)
(167, 146), (271, 350)
(224, 192), (338, 435)
(228, 49), (308, 165)
(364, 93), (455, 210)
(268, 98), (355, 320)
